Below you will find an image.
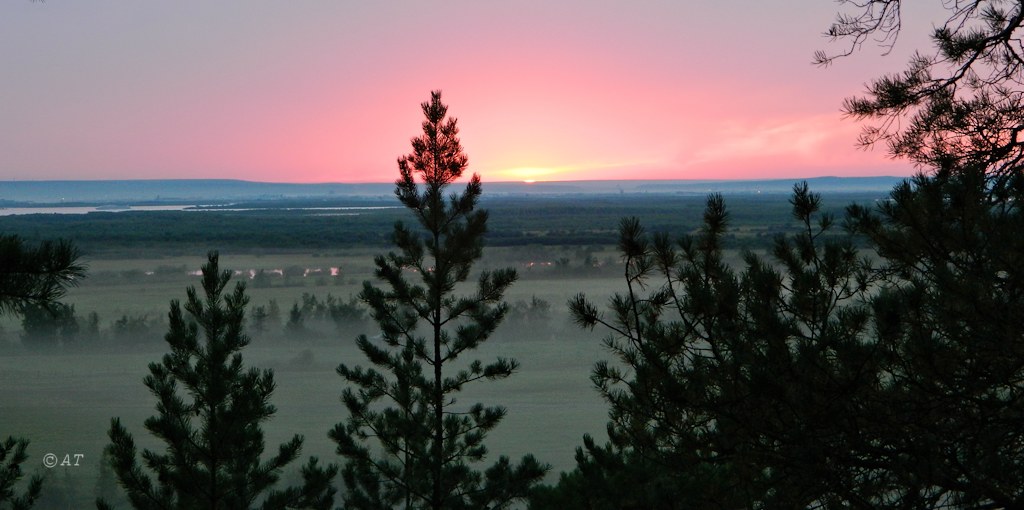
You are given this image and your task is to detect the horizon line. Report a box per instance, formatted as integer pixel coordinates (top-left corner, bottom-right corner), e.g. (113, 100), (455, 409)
(0, 175), (909, 186)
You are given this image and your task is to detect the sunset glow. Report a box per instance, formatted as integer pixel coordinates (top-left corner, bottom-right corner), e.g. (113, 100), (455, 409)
(500, 167), (559, 183)
(0, 1), (921, 183)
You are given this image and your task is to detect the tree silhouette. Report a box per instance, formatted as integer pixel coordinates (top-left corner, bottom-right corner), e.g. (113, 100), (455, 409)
(813, 3), (1024, 505)
(817, 0), (1024, 185)
(98, 252), (336, 510)
(331, 91), (547, 510)
(20, 302), (79, 349)
(535, 170), (1024, 508)
(0, 235), (83, 510)
(543, 186), (885, 508)
(0, 235), (84, 315)
(845, 163), (1024, 507)
(0, 438), (43, 510)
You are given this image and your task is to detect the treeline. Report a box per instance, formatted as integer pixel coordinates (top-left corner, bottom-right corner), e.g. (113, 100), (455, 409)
(0, 193), (879, 256)
(7, 291), (557, 351)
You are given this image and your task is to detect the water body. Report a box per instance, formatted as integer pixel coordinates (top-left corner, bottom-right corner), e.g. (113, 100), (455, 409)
(195, 206), (400, 213)
(0, 205), (193, 216)
(0, 205), (400, 216)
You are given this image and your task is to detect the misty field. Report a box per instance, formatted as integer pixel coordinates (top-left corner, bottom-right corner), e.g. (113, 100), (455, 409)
(0, 190), (887, 507)
(1, 337), (608, 507)
(0, 247), (642, 507)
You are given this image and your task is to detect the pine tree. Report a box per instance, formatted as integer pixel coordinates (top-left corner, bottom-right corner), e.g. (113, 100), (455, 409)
(846, 164), (1024, 507)
(331, 91), (547, 510)
(540, 187), (881, 508)
(0, 437), (42, 510)
(0, 235), (84, 316)
(0, 235), (83, 510)
(814, 1), (1024, 196)
(98, 252), (337, 510)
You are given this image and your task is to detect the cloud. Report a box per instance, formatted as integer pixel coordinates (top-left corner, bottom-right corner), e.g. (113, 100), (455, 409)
(684, 116), (846, 164)
(672, 114), (907, 178)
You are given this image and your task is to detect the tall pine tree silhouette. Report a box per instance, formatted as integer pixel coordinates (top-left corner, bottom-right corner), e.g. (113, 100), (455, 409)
(99, 252), (336, 510)
(331, 91), (547, 510)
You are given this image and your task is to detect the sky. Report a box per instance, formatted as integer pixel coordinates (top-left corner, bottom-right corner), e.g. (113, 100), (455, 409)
(0, 1), (936, 183)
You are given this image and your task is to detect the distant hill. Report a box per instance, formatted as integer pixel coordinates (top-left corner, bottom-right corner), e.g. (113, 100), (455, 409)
(0, 176), (905, 205)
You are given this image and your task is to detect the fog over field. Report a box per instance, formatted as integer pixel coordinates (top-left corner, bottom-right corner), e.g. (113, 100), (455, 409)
(0, 177), (891, 507)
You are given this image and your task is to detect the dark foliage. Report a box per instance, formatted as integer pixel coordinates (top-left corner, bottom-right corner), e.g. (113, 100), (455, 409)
(817, 0), (1024, 187)
(817, 5), (1024, 501)
(506, 296), (552, 325)
(537, 172), (1024, 508)
(99, 252), (337, 510)
(0, 235), (84, 315)
(20, 302), (79, 349)
(0, 437), (43, 510)
(845, 165), (1024, 507)
(544, 186), (878, 508)
(0, 235), (83, 509)
(332, 91), (547, 510)
(110, 314), (163, 346)
(285, 302), (306, 336)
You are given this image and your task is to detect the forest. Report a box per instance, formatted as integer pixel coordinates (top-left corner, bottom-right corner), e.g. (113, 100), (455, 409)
(0, 191), (886, 256)
(3, 1), (1024, 509)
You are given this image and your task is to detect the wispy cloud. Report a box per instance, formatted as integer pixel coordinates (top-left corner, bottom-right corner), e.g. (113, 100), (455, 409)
(682, 115), (855, 166)
(664, 114), (909, 178)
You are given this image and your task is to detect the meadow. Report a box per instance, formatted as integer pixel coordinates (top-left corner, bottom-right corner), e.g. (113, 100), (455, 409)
(0, 247), (627, 507)
(0, 188), (892, 506)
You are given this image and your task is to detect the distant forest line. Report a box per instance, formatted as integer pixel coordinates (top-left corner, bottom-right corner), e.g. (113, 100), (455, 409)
(0, 176), (902, 204)
(0, 192), (887, 256)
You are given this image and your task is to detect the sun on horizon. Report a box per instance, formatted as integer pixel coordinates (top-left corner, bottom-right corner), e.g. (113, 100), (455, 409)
(497, 166), (561, 183)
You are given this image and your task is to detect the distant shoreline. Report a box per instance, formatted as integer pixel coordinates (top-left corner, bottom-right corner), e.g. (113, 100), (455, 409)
(0, 176), (905, 206)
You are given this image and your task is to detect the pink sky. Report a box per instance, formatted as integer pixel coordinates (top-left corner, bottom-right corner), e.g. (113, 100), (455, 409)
(0, 2), (930, 183)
